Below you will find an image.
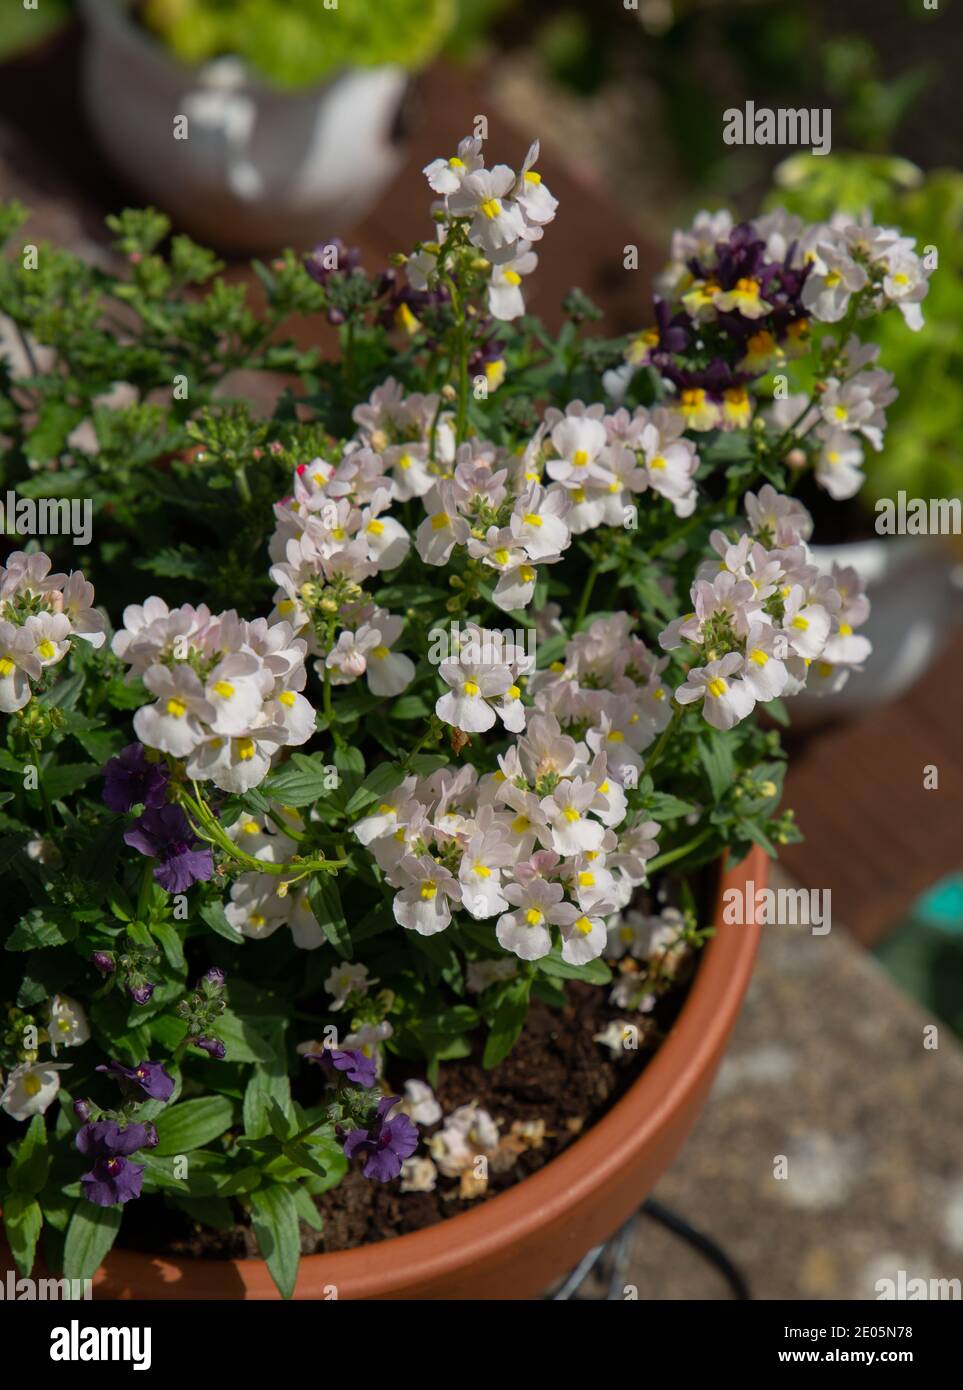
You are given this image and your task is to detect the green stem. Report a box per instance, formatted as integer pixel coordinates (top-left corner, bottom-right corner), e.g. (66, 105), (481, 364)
(645, 826), (714, 875)
(181, 784), (347, 877)
(644, 703), (682, 778)
(575, 555), (601, 627)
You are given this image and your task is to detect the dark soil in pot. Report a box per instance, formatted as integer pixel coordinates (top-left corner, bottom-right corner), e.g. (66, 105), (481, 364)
(116, 964), (697, 1260)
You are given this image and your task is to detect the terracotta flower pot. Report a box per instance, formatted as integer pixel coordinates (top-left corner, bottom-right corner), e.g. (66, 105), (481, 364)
(68, 846), (764, 1299)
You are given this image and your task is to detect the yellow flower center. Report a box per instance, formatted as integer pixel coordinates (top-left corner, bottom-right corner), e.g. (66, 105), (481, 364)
(523, 513), (542, 527)
(166, 698), (187, 718)
(480, 198), (502, 219)
(563, 807), (581, 823)
(575, 916), (593, 936)
(525, 908), (543, 925)
(212, 680), (235, 699)
(463, 679), (480, 697)
(707, 677), (728, 698)
(237, 738), (255, 761)
(278, 690), (296, 706)
(420, 881), (438, 900)
(37, 640), (56, 660)
(749, 649), (768, 666)
(367, 519), (385, 536)
(572, 449), (589, 468)
(431, 512), (450, 530)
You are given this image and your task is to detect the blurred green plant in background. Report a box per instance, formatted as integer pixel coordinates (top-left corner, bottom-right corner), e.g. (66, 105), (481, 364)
(141, 0), (455, 85)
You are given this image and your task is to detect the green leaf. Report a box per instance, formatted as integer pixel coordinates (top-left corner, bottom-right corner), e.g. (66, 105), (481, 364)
(41, 762), (100, 801)
(645, 792), (698, 821)
(2, 1193), (42, 1277)
(136, 1152), (191, 1193)
(537, 951), (612, 985)
(214, 1009), (277, 1063)
(151, 919), (185, 970)
(390, 695), (430, 720)
(267, 1097), (295, 1141)
(343, 760), (404, 817)
(307, 875), (351, 959)
(25, 399), (84, 460)
(242, 1029), (293, 1141)
(6, 907), (77, 951)
(262, 752), (337, 808)
(699, 731), (735, 804)
(482, 976), (532, 1069)
(291, 1184), (324, 1231)
(249, 1184), (301, 1300)
(63, 1202), (122, 1282)
(199, 899), (244, 943)
(152, 1096), (235, 1156)
(9, 1114), (50, 1195)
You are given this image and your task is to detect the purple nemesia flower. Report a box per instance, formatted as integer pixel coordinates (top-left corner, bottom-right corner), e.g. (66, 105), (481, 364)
(76, 1120), (150, 1157)
(123, 804), (214, 894)
(102, 743), (169, 815)
(342, 1095), (418, 1183)
(304, 237), (361, 286)
(143, 1123), (159, 1149)
(89, 951), (115, 976)
(193, 1036), (226, 1060)
(73, 1098), (92, 1121)
(307, 1048), (376, 1089)
(127, 982), (155, 1006)
(81, 1156), (144, 1206)
(96, 1059), (174, 1102)
(202, 967), (226, 989)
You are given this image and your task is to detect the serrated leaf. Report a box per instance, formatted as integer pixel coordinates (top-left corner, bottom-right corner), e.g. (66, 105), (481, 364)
(307, 875), (351, 959)
(152, 1096), (235, 1156)
(249, 1184), (301, 1300)
(9, 1114), (50, 1195)
(3, 1193), (42, 1277)
(262, 753), (337, 808)
(62, 1202), (122, 1283)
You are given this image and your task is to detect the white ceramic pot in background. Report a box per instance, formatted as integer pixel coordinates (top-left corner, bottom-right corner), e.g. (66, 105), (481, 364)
(79, 0), (410, 253)
(792, 536), (963, 726)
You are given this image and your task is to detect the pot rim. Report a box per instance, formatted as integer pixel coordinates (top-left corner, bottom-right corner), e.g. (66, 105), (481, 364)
(91, 847), (764, 1298)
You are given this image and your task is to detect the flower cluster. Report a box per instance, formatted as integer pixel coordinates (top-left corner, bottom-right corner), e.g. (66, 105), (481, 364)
(0, 552), (105, 713)
(354, 614), (667, 967)
(616, 207), (929, 502)
(73, 1059), (174, 1207)
(660, 483), (873, 725)
(420, 134), (558, 321)
(113, 600), (315, 793)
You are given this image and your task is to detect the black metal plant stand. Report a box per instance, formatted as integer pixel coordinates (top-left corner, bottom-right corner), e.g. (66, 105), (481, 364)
(550, 1198), (751, 1301)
